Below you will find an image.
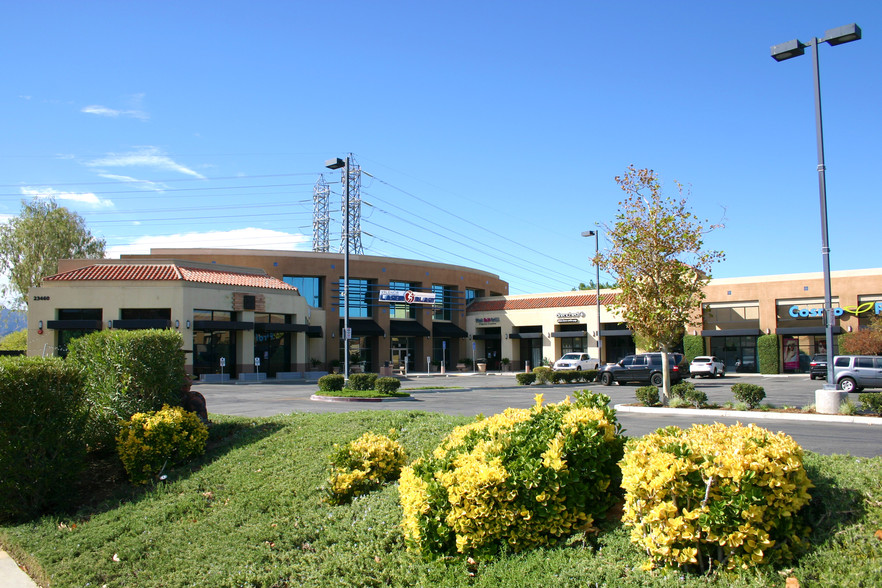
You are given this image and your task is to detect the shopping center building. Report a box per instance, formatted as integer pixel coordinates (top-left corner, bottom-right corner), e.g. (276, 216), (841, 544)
(26, 247), (882, 378)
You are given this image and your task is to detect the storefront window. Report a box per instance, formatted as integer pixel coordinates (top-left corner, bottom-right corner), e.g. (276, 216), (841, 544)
(284, 276), (323, 308)
(389, 281), (415, 319)
(193, 310), (236, 378)
(338, 278), (373, 318)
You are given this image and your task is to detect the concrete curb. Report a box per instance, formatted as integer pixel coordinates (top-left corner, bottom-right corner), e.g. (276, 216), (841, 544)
(309, 394), (416, 403)
(614, 404), (882, 425)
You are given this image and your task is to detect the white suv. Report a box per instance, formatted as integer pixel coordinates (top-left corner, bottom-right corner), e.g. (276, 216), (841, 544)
(553, 352), (599, 371)
(690, 356), (726, 378)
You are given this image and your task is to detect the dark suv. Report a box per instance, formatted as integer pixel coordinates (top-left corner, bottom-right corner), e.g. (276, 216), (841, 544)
(598, 352), (687, 387)
(809, 354), (828, 380)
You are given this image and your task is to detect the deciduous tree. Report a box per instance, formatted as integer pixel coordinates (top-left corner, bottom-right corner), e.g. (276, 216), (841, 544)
(595, 166), (724, 403)
(0, 198), (105, 308)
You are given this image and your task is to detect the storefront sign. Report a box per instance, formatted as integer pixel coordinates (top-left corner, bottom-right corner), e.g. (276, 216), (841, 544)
(788, 301), (882, 318)
(556, 311), (585, 324)
(475, 317), (500, 324)
(379, 290), (436, 304)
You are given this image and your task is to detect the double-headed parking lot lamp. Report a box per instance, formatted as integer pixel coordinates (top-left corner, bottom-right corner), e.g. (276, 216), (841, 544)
(771, 24), (861, 389)
(326, 155), (350, 381)
(581, 229), (602, 362)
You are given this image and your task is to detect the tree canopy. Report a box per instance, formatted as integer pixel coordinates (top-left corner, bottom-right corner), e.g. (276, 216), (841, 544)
(0, 198), (105, 308)
(838, 316), (882, 355)
(595, 166), (724, 400)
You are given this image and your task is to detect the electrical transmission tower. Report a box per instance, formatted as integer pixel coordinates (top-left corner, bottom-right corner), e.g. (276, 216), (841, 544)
(339, 156), (363, 255)
(312, 174), (330, 252)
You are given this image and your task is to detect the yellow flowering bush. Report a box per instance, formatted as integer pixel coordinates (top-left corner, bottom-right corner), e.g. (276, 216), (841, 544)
(116, 404), (208, 485)
(399, 391), (624, 557)
(620, 422), (813, 573)
(326, 431), (407, 505)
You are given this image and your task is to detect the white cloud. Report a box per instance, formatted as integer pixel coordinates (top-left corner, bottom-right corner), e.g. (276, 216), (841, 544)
(97, 173), (168, 192)
(86, 147), (205, 179)
(81, 96), (148, 120)
(106, 228), (311, 258)
(20, 186), (114, 208)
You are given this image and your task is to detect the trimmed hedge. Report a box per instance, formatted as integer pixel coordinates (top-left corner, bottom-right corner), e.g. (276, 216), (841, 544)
(348, 372), (378, 391)
(550, 369), (599, 384)
(532, 366), (553, 384)
(67, 329), (187, 453)
(683, 334), (704, 364)
(0, 357), (87, 521)
(516, 372), (537, 385)
(758, 333), (779, 374)
(732, 382), (766, 408)
(374, 377), (401, 394)
(318, 374), (345, 391)
(859, 392), (882, 413)
(635, 385), (659, 407)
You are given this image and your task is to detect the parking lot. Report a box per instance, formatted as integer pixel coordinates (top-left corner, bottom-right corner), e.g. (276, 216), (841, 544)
(194, 372), (882, 457)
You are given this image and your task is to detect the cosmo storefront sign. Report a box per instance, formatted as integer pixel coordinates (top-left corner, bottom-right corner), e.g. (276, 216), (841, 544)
(378, 290), (436, 304)
(789, 301), (882, 318)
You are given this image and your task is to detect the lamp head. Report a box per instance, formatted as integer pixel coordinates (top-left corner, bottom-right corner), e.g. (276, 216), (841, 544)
(325, 157), (345, 170)
(824, 23), (861, 46)
(771, 39), (806, 61)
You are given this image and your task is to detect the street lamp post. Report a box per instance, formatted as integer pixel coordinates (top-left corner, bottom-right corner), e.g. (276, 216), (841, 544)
(581, 230), (602, 363)
(326, 155), (351, 381)
(771, 24), (861, 390)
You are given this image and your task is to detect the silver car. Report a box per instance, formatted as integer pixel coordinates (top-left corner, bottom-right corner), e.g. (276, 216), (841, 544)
(832, 355), (882, 392)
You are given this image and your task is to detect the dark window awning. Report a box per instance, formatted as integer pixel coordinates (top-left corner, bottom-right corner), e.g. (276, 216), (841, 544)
(47, 320), (104, 330)
(510, 332), (543, 339)
(193, 320), (254, 331)
(390, 320), (431, 337)
(342, 318), (385, 337)
(775, 326), (842, 336)
(111, 319), (172, 330)
(550, 331), (587, 338)
(473, 333), (501, 340)
(433, 322), (468, 338)
(701, 328), (764, 337)
(600, 329), (632, 337)
(255, 322), (308, 333)
(306, 325), (323, 338)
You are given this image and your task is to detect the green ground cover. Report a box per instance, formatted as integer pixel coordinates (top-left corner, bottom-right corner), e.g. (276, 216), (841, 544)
(1, 410), (880, 587)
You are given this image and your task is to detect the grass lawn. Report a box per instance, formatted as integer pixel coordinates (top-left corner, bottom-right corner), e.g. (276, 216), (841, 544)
(0, 410), (880, 587)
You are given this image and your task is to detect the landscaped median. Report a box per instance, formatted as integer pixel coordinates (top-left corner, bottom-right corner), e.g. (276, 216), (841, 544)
(311, 372), (413, 402)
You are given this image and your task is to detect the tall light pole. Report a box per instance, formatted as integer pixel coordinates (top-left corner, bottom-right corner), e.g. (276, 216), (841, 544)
(771, 23), (861, 389)
(326, 155), (350, 381)
(581, 230), (602, 363)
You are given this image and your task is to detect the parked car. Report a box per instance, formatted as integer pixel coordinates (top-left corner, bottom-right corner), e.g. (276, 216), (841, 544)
(598, 352), (687, 387)
(552, 352), (599, 371)
(809, 354), (828, 380)
(832, 355), (882, 392)
(689, 356), (726, 378)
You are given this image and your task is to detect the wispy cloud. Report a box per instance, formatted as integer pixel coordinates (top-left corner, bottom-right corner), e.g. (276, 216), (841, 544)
(97, 173), (168, 192)
(81, 94), (149, 120)
(86, 147), (205, 179)
(106, 228), (311, 258)
(20, 186), (114, 208)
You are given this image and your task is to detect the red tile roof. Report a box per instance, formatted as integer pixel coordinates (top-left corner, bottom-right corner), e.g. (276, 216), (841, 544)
(468, 292), (619, 312)
(44, 263), (297, 291)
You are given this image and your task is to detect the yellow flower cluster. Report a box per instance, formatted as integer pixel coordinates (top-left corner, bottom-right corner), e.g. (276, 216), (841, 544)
(620, 422), (813, 572)
(400, 391), (623, 556)
(116, 404), (208, 485)
(326, 431), (407, 505)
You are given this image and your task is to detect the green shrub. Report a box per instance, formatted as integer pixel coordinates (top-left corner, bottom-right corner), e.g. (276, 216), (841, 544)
(67, 329), (186, 452)
(348, 372), (378, 391)
(858, 392), (882, 413)
(621, 422), (812, 573)
(635, 385), (659, 407)
(399, 391), (624, 557)
(670, 380), (696, 400)
(318, 374), (345, 392)
(532, 366), (553, 384)
(731, 382), (766, 408)
(326, 431), (406, 505)
(0, 357), (87, 521)
(683, 334), (704, 364)
(515, 372), (536, 385)
(117, 404), (208, 485)
(0, 328), (27, 350)
(375, 377), (401, 394)
(758, 334), (779, 374)
(684, 387), (708, 408)
(551, 370), (574, 384)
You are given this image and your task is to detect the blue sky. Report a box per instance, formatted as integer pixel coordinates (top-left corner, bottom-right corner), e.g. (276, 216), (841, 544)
(2, 1), (879, 297)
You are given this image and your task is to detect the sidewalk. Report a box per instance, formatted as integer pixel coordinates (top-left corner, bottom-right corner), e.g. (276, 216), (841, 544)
(0, 551), (37, 588)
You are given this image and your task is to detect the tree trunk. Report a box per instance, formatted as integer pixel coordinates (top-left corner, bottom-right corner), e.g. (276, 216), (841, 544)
(660, 344), (671, 406)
